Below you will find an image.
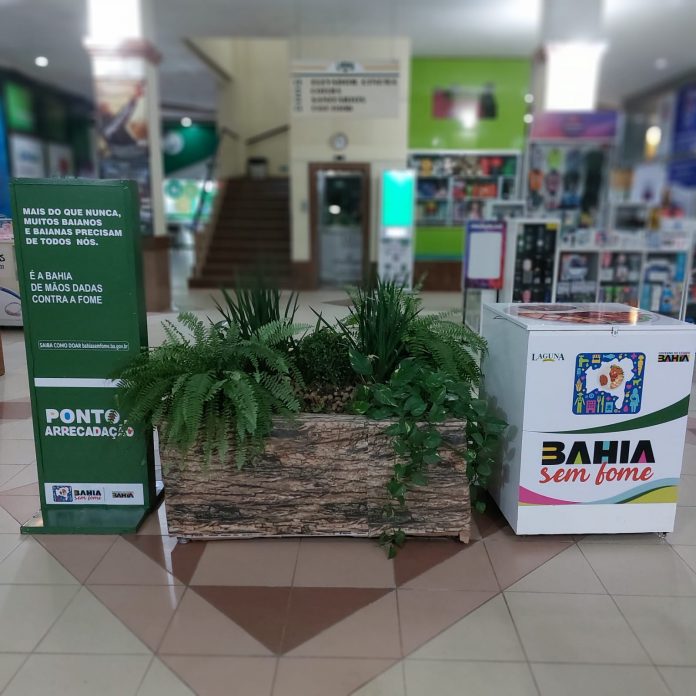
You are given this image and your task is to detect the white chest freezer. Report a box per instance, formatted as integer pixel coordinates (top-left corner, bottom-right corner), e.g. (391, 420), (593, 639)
(481, 302), (696, 534)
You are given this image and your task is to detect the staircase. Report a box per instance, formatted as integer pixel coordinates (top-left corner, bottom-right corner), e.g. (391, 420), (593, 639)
(190, 177), (292, 288)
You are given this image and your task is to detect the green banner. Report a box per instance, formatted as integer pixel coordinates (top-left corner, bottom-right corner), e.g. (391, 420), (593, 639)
(10, 178), (157, 534)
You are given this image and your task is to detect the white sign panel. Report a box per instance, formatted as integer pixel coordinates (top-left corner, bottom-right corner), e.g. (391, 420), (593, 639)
(10, 135), (45, 178)
(47, 143), (75, 178)
(291, 60), (399, 118)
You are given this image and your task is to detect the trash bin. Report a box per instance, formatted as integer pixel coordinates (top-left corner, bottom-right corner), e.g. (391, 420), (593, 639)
(248, 157), (268, 179)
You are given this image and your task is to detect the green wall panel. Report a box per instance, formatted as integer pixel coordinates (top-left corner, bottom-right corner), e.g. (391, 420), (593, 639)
(415, 226), (464, 260)
(409, 58), (531, 151)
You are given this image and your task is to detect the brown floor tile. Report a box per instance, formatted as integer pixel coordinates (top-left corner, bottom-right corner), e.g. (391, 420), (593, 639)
(87, 537), (182, 585)
(0, 493), (39, 525)
(125, 535), (206, 585)
(194, 586), (291, 654)
(274, 657), (398, 696)
(36, 534), (117, 583)
(282, 587), (392, 654)
(472, 496), (509, 539)
(90, 584), (186, 651)
(294, 539), (395, 587)
(402, 540), (499, 591)
(159, 588), (272, 656)
(161, 655), (276, 696)
(288, 592), (401, 658)
(393, 539), (464, 586)
(397, 589), (497, 655)
(191, 539), (300, 586)
(136, 504), (169, 535)
(484, 536), (573, 589)
(0, 401), (31, 420)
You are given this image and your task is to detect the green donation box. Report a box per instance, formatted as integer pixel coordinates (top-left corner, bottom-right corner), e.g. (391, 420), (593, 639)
(10, 179), (159, 534)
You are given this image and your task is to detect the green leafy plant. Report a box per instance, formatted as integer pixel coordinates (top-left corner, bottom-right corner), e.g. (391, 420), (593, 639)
(295, 326), (354, 388)
(214, 281), (299, 344)
(319, 279), (420, 383)
(337, 280), (506, 556)
(116, 313), (303, 467)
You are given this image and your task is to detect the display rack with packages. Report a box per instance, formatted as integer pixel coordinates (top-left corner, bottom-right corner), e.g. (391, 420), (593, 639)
(482, 302), (696, 534)
(524, 112), (618, 230)
(0, 217), (21, 326)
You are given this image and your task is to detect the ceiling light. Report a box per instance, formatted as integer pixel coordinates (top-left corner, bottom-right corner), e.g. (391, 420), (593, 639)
(655, 57), (668, 70)
(328, 205), (341, 215)
(645, 126), (662, 147)
(524, 93), (534, 104)
(34, 56), (49, 68)
(180, 117), (192, 128)
(523, 114), (534, 124)
(544, 42), (607, 111)
(87, 0), (141, 45)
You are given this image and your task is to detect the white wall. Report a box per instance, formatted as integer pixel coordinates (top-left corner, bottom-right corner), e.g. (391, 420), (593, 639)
(289, 37), (410, 263)
(190, 38), (290, 177)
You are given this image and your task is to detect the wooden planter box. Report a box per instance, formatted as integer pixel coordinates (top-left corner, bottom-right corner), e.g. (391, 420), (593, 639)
(162, 414), (470, 542)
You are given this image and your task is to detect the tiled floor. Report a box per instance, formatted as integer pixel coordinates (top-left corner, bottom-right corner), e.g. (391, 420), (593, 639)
(2, 287), (696, 694)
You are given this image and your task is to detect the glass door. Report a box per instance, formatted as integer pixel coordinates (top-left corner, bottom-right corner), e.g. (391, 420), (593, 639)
(314, 168), (367, 286)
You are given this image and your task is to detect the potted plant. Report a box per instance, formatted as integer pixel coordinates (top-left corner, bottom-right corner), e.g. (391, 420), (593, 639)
(116, 280), (505, 555)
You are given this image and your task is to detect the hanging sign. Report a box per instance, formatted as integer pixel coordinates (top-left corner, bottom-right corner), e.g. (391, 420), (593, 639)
(291, 60), (400, 118)
(93, 54), (153, 233)
(10, 178), (156, 534)
(529, 111), (618, 142)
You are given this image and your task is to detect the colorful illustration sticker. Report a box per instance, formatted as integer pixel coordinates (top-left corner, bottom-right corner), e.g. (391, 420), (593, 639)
(573, 352), (645, 415)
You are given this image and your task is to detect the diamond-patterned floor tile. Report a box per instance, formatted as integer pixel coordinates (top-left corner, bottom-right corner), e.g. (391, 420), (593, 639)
(160, 656), (276, 696)
(158, 588), (272, 656)
(90, 584), (186, 651)
(36, 534), (117, 583)
(125, 535), (206, 585)
(397, 589), (496, 655)
(392, 538), (465, 586)
(274, 657), (398, 696)
(193, 586), (291, 654)
(288, 591), (401, 658)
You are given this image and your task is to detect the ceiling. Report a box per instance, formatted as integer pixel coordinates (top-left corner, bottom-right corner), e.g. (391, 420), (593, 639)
(0, 0), (694, 115)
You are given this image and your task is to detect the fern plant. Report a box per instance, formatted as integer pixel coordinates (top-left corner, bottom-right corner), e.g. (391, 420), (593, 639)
(116, 313), (304, 467)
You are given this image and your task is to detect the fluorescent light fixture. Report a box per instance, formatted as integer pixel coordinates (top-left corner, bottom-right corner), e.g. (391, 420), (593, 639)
(180, 117), (192, 128)
(544, 41), (607, 111)
(34, 56), (49, 68)
(87, 0), (141, 45)
(645, 126), (662, 147)
(328, 204), (341, 215)
(383, 226), (410, 239)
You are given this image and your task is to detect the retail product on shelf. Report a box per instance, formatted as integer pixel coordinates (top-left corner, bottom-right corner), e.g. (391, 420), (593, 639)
(482, 302), (696, 534)
(484, 198), (526, 220)
(598, 252), (642, 306)
(556, 252), (598, 302)
(409, 151), (520, 226)
(500, 219), (559, 303)
(640, 253), (687, 318)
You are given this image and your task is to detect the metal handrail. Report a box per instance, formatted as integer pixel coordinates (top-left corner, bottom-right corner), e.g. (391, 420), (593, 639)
(246, 124), (289, 146)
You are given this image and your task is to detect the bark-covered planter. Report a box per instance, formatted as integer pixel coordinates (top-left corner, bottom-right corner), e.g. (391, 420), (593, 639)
(163, 414), (470, 541)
